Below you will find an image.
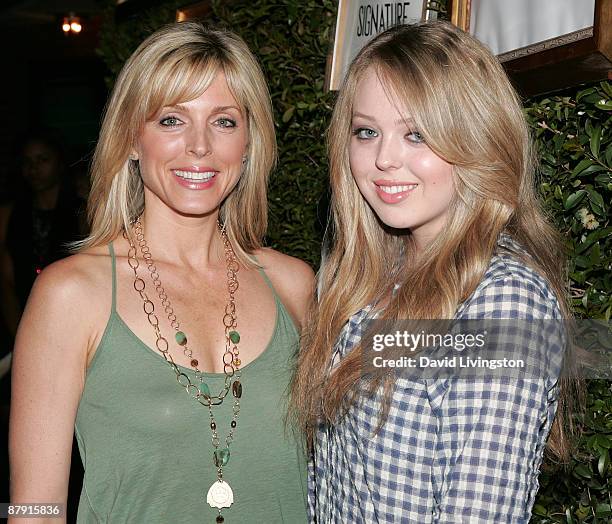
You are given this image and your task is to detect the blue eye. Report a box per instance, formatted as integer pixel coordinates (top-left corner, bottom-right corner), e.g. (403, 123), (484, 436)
(159, 116), (182, 127)
(407, 130), (424, 143)
(353, 127), (378, 139)
(215, 118), (236, 128)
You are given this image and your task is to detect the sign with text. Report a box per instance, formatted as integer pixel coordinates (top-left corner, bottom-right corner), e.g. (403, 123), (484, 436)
(327, 0), (427, 90)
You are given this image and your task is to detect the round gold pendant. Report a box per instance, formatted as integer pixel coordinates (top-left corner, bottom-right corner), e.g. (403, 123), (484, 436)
(207, 480), (234, 509)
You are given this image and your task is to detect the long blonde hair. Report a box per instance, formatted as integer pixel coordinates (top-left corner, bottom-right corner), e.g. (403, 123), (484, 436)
(77, 22), (276, 262)
(291, 21), (579, 462)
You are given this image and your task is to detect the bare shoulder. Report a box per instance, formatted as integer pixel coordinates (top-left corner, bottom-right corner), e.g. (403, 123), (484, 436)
(255, 248), (315, 283)
(10, 245), (113, 500)
(21, 245), (112, 359)
(254, 248), (315, 330)
(255, 247), (315, 296)
(31, 246), (110, 302)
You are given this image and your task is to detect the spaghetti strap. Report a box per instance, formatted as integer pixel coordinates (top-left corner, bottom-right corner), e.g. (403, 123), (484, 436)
(108, 242), (117, 312)
(256, 264), (299, 337)
(256, 264), (281, 303)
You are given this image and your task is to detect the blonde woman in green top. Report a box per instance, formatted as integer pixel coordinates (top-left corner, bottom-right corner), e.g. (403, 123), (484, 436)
(10, 22), (313, 523)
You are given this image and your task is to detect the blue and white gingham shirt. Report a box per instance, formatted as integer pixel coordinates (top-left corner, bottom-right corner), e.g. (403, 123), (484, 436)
(310, 236), (564, 523)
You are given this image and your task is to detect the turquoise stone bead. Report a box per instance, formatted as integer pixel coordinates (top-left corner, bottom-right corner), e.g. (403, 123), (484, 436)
(214, 448), (230, 467)
(175, 331), (187, 346)
(199, 382), (211, 397)
(229, 330), (240, 344)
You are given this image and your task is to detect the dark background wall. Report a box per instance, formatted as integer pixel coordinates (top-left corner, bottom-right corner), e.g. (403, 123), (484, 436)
(0, 0), (107, 201)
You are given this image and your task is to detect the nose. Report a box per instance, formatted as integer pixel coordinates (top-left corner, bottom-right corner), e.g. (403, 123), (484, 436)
(375, 136), (402, 171)
(186, 126), (211, 158)
(23, 160), (37, 176)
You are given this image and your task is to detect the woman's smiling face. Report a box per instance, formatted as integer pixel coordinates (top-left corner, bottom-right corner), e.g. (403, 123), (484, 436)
(349, 68), (455, 247)
(134, 72), (249, 218)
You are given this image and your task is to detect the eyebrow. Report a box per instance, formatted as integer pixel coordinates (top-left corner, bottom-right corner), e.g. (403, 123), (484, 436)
(212, 105), (242, 114)
(352, 111), (415, 126)
(165, 104), (242, 114)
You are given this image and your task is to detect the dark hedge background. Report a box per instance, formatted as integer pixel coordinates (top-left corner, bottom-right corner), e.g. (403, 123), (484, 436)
(97, 1), (611, 521)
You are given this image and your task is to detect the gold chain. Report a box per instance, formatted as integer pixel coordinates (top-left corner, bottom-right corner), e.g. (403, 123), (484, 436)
(124, 219), (242, 404)
(123, 217), (243, 519)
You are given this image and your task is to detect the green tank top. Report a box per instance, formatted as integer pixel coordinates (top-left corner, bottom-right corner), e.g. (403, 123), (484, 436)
(74, 244), (308, 523)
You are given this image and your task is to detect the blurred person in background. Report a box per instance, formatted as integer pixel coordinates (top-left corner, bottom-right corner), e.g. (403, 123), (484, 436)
(0, 130), (86, 512)
(0, 131), (86, 335)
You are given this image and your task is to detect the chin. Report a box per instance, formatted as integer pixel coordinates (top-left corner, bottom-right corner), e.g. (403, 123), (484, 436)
(370, 207), (415, 231)
(174, 205), (220, 218)
(163, 192), (225, 218)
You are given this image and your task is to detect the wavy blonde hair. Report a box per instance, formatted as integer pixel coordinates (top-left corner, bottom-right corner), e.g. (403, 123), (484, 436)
(76, 22), (276, 262)
(291, 21), (581, 462)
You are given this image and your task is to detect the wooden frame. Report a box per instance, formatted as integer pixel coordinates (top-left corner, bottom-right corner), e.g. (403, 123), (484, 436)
(325, 0), (352, 91)
(449, 0), (611, 96)
(450, 0), (470, 32)
(176, 1), (212, 22)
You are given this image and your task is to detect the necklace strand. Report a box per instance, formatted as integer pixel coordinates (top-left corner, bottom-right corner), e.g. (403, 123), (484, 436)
(124, 218), (243, 523)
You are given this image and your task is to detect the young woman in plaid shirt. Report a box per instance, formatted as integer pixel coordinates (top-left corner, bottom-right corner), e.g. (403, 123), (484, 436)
(292, 21), (579, 523)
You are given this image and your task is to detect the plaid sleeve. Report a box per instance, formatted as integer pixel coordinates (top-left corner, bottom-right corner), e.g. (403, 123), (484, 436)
(426, 271), (563, 523)
(307, 447), (317, 522)
(427, 376), (556, 523)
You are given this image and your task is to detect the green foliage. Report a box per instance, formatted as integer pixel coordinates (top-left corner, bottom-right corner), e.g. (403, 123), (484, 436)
(96, 0), (186, 87)
(526, 83), (612, 523)
(212, 0), (335, 265)
(96, 2), (611, 520)
(525, 84), (612, 321)
(533, 381), (612, 523)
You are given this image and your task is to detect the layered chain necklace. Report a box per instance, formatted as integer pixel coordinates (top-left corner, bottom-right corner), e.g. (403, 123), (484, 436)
(124, 217), (243, 524)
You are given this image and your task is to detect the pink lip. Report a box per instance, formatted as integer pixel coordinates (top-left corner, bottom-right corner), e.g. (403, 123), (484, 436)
(373, 180), (418, 204)
(172, 167), (219, 190)
(374, 179), (419, 186)
(174, 177), (217, 190)
(172, 166), (218, 172)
